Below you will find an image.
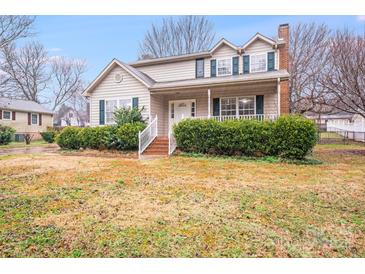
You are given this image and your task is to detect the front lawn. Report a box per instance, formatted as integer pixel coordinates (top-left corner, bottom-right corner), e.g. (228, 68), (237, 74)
(0, 144), (364, 257)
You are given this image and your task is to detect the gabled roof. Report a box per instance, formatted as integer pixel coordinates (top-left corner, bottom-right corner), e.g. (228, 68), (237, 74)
(0, 97), (53, 114)
(209, 38), (238, 53)
(242, 33), (277, 50)
(83, 59), (155, 95)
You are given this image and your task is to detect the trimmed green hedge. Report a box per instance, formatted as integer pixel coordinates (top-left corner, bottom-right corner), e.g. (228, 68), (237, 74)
(0, 125), (16, 145)
(40, 129), (57, 143)
(56, 122), (146, 151)
(174, 115), (317, 159)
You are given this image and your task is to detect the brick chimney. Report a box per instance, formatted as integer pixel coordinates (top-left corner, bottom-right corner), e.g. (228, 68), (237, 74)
(278, 23), (290, 114)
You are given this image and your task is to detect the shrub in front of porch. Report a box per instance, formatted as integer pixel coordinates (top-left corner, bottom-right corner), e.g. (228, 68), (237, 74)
(174, 115), (317, 159)
(56, 122), (146, 151)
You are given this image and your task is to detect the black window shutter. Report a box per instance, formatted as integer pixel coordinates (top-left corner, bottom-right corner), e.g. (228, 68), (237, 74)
(268, 52), (275, 71)
(232, 56), (239, 75)
(28, 113), (31, 125)
(243, 55), (250, 74)
(12, 111), (16, 120)
(0, 110), (2, 120)
(210, 59), (216, 77)
(213, 98), (220, 116)
(256, 95), (264, 115)
(132, 97), (139, 109)
(99, 100), (105, 125)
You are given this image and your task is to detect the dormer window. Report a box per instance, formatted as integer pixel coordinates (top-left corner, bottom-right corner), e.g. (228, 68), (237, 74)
(217, 59), (232, 76)
(250, 53), (267, 73)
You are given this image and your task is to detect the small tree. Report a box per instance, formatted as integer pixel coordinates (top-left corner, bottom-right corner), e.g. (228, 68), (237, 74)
(113, 107), (145, 126)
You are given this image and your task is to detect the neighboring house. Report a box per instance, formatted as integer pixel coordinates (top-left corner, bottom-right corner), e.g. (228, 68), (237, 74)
(305, 110), (355, 131)
(54, 104), (88, 127)
(0, 97), (53, 140)
(83, 24), (290, 156)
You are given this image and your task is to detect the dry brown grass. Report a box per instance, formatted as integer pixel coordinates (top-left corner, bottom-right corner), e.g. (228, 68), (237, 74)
(0, 144), (364, 257)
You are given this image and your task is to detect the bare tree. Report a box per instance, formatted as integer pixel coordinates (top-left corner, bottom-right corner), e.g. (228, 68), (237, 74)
(0, 16), (34, 96)
(1, 41), (49, 102)
(0, 16), (34, 49)
(289, 23), (332, 114)
(139, 16), (215, 59)
(50, 56), (86, 111)
(321, 29), (365, 118)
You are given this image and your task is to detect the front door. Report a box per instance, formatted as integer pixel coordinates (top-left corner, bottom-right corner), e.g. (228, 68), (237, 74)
(169, 99), (195, 133)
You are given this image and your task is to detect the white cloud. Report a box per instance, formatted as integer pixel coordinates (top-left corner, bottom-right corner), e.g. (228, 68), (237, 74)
(357, 15), (365, 22)
(48, 47), (63, 52)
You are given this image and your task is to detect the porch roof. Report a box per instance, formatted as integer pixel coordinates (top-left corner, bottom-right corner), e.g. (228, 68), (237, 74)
(149, 70), (289, 92)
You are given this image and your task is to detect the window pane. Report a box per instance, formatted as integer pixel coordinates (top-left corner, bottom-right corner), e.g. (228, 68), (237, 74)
(217, 59), (232, 76)
(221, 97), (236, 116)
(31, 114), (38, 124)
(119, 99), (131, 108)
(105, 100), (117, 123)
(171, 103), (174, 118)
(196, 59), (204, 78)
(239, 97), (255, 115)
(3, 111), (11, 119)
(191, 102), (195, 117)
(251, 54), (266, 73)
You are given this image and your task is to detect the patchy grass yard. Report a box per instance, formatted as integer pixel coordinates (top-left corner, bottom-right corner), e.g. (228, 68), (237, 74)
(0, 144), (364, 258)
(0, 140), (50, 149)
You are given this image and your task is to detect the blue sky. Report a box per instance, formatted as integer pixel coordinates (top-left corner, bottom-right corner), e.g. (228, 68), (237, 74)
(30, 15), (365, 82)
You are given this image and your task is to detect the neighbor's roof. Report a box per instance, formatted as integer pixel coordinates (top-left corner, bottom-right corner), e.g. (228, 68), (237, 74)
(83, 58), (155, 95)
(0, 97), (53, 114)
(150, 69), (289, 92)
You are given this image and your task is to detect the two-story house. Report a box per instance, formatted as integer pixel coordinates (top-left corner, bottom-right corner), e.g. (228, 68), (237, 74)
(84, 24), (290, 156)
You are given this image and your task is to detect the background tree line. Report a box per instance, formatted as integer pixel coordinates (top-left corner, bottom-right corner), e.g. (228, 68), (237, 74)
(0, 15), (87, 121)
(1, 16), (364, 120)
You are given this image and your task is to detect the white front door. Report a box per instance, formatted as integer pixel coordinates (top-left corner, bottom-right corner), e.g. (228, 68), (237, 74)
(169, 99), (195, 133)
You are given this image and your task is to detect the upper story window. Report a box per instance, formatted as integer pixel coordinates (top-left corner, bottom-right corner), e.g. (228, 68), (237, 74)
(2, 110), (11, 120)
(217, 59), (232, 76)
(250, 53), (267, 73)
(196, 59), (204, 78)
(31, 113), (38, 125)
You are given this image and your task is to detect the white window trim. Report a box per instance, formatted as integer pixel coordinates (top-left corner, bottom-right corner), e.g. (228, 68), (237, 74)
(219, 96), (256, 117)
(31, 113), (38, 125)
(2, 110), (12, 120)
(104, 97), (132, 125)
(249, 52), (268, 73)
(216, 58), (233, 77)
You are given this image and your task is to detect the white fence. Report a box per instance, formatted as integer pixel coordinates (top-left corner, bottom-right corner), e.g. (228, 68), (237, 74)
(138, 116), (158, 157)
(327, 118), (365, 142)
(193, 114), (278, 122)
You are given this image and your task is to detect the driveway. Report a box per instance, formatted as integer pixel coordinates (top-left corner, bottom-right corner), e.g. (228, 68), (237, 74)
(0, 144), (59, 156)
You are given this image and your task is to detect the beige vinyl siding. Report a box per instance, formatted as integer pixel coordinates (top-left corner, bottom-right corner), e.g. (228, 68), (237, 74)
(244, 39), (278, 70)
(150, 94), (164, 136)
(89, 65), (150, 126)
(137, 59), (196, 82)
(0, 111), (53, 134)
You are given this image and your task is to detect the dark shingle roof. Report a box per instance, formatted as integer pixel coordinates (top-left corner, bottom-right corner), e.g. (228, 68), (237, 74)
(0, 97), (53, 114)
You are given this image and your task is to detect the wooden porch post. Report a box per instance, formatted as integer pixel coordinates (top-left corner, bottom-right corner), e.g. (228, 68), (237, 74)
(208, 89), (211, 118)
(277, 78), (281, 116)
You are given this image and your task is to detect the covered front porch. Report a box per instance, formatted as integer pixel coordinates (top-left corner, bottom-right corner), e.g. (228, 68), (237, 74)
(150, 79), (281, 137)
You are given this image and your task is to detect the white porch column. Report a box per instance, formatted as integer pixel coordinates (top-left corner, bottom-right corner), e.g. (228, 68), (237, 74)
(207, 89), (211, 118)
(277, 78), (281, 116)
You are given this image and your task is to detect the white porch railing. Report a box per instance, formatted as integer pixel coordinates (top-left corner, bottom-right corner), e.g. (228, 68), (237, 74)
(138, 115), (158, 157)
(192, 114), (278, 122)
(168, 130), (177, 155)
